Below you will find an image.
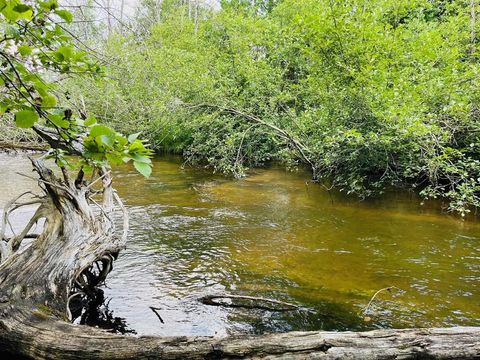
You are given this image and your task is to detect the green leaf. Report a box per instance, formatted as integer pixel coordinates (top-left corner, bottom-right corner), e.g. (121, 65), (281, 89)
(11, 4), (32, 20)
(18, 44), (32, 56)
(134, 161), (152, 178)
(131, 154), (152, 164)
(90, 124), (115, 137)
(115, 134), (128, 146)
(39, 1), (58, 11)
(106, 153), (123, 165)
(98, 134), (115, 148)
(129, 139), (145, 151)
(33, 80), (49, 97)
(54, 45), (73, 62)
(84, 116), (97, 126)
(12, 4), (31, 13)
(2, 5), (20, 21)
(15, 110), (39, 128)
(128, 132), (141, 143)
(72, 51), (87, 62)
(55, 9), (73, 23)
(48, 114), (70, 128)
(42, 94), (57, 108)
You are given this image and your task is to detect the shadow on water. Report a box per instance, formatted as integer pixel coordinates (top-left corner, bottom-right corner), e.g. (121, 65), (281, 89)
(70, 289), (136, 335)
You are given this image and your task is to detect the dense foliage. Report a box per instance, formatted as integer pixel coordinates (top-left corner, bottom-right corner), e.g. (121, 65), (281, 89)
(0, 0), (153, 176)
(67, 0), (479, 214)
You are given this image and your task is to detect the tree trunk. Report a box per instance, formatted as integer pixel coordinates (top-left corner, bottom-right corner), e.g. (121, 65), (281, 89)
(0, 313), (479, 360)
(0, 158), (479, 359)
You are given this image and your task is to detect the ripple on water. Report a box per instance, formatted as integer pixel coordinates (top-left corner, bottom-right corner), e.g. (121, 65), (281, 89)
(1, 154), (480, 335)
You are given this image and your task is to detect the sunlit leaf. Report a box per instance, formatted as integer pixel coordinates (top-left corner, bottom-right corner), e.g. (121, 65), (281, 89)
(55, 9), (73, 23)
(18, 44), (32, 56)
(133, 161), (152, 178)
(84, 116), (97, 126)
(131, 154), (152, 164)
(48, 114), (70, 129)
(90, 124), (115, 137)
(98, 134), (115, 148)
(39, 1), (58, 11)
(128, 132), (141, 143)
(15, 110), (39, 128)
(42, 94), (57, 108)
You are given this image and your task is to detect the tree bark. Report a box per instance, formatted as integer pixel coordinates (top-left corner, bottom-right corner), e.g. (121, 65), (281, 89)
(0, 312), (479, 360)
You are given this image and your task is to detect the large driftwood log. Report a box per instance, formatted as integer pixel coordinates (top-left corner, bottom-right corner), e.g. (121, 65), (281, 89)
(1, 310), (480, 360)
(0, 157), (479, 359)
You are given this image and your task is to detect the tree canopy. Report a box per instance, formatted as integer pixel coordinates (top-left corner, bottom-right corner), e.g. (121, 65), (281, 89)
(0, 0), (153, 176)
(64, 0), (480, 215)
(2, 0), (480, 214)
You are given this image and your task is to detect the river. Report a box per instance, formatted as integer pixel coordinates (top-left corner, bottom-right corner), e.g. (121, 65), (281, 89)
(0, 153), (479, 336)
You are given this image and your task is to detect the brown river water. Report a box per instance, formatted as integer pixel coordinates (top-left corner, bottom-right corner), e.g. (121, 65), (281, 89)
(0, 153), (479, 336)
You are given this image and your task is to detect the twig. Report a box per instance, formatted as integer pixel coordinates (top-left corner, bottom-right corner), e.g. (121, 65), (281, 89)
(15, 172), (73, 196)
(0, 191), (38, 242)
(86, 171), (111, 189)
(149, 306), (165, 324)
(235, 125), (256, 167)
(88, 197), (113, 226)
(183, 102), (319, 179)
(361, 286), (403, 316)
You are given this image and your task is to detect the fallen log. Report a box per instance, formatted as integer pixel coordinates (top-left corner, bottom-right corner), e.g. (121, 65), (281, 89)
(1, 309), (479, 360)
(0, 157), (479, 359)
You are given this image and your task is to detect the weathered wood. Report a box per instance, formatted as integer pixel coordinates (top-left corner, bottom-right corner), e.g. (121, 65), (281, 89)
(0, 158), (123, 312)
(0, 309), (479, 360)
(199, 294), (299, 311)
(0, 141), (47, 151)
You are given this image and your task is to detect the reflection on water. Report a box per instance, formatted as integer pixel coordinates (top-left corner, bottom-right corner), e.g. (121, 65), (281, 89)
(70, 288), (136, 335)
(1, 153), (479, 336)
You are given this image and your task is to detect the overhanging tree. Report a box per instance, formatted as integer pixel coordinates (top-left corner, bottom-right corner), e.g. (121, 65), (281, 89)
(0, 0), (152, 331)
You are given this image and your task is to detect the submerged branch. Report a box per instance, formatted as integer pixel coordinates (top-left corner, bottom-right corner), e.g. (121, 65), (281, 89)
(361, 286), (404, 316)
(199, 294), (299, 312)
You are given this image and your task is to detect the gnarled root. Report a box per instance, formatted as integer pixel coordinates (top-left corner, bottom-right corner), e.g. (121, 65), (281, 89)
(0, 156), (127, 318)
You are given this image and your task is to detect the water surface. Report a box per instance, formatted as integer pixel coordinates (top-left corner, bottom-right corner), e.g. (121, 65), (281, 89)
(1, 153), (479, 336)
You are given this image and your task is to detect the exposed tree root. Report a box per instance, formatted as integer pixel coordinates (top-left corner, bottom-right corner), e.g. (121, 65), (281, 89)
(0, 156), (126, 319)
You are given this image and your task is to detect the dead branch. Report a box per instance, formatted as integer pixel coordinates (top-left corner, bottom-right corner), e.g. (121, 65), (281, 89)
(0, 191), (37, 241)
(113, 190), (128, 243)
(184, 102), (319, 179)
(199, 294), (299, 311)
